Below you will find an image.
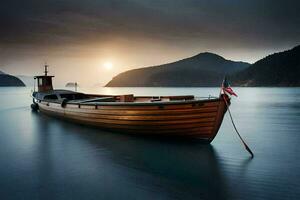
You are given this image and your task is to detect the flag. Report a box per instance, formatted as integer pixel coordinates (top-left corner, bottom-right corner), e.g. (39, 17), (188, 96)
(222, 77), (237, 97)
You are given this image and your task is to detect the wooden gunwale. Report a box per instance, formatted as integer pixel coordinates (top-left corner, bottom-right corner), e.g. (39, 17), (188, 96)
(39, 100), (219, 110)
(37, 97), (219, 107)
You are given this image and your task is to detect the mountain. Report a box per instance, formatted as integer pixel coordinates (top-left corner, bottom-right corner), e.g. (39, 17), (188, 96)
(231, 45), (300, 86)
(0, 71), (25, 87)
(106, 53), (250, 87)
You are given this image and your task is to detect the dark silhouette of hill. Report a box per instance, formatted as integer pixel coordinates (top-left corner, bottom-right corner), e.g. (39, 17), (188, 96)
(0, 71), (26, 86)
(231, 45), (300, 86)
(106, 53), (249, 87)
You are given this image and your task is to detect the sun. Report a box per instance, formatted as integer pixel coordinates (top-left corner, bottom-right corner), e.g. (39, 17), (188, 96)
(103, 61), (113, 70)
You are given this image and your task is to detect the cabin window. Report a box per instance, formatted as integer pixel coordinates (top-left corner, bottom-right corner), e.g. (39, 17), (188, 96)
(38, 79), (43, 86)
(44, 94), (58, 100)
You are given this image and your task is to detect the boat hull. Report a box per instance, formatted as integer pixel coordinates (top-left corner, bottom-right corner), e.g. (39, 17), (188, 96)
(36, 97), (228, 142)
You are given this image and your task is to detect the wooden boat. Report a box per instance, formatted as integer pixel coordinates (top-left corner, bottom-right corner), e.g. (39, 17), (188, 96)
(31, 65), (230, 142)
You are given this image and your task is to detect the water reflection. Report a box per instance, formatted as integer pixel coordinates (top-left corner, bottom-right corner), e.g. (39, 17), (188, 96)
(31, 111), (231, 199)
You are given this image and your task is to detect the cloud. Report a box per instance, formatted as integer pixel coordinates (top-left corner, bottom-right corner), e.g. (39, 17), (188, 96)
(0, 0), (299, 76)
(1, 0), (299, 46)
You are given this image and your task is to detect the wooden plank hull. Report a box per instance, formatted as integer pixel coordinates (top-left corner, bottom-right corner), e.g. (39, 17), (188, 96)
(36, 98), (228, 142)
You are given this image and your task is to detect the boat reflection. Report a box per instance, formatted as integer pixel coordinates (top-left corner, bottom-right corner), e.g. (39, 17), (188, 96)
(32, 112), (231, 199)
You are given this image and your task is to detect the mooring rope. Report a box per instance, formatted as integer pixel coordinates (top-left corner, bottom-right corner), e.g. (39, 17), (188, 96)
(222, 95), (254, 158)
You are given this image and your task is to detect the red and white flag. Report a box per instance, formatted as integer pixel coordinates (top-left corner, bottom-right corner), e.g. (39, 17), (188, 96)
(222, 77), (237, 97)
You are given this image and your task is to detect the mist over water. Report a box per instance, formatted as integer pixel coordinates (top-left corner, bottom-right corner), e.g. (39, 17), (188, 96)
(0, 87), (299, 200)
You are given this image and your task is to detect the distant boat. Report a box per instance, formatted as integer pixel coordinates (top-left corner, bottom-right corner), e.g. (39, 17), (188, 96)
(65, 82), (79, 88)
(31, 65), (230, 142)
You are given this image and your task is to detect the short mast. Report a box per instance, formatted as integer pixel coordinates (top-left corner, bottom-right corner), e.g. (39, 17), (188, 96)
(44, 63), (48, 76)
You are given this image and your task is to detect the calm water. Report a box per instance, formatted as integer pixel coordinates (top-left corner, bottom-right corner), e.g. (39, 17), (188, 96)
(0, 87), (300, 200)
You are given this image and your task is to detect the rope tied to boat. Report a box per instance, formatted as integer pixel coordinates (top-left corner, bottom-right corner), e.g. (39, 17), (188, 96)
(222, 95), (254, 158)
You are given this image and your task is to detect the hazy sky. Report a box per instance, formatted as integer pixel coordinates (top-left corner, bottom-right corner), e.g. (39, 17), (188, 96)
(1, 0), (299, 86)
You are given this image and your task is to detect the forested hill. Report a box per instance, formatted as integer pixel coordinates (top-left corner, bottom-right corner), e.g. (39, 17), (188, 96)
(106, 52), (250, 87)
(0, 71), (26, 86)
(231, 45), (300, 86)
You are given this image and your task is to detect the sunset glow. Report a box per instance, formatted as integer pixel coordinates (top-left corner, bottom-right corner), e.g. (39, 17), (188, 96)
(103, 61), (113, 70)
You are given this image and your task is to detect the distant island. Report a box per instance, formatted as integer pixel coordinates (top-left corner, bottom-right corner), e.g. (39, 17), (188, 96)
(106, 53), (250, 87)
(106, 45), (300, 87)
(65, 82), (79, 87)
(0, 71), (25, 86)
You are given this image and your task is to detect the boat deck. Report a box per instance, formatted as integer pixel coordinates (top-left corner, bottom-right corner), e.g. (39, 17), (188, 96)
(33, 89), (218, 106)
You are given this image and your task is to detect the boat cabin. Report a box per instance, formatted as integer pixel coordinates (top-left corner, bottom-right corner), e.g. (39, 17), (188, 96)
(34, 64), (54, 92)
(34, 75), (54, 92)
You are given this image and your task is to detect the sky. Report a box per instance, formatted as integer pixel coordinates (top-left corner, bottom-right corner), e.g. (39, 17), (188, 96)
(0, 0), (300, 86)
